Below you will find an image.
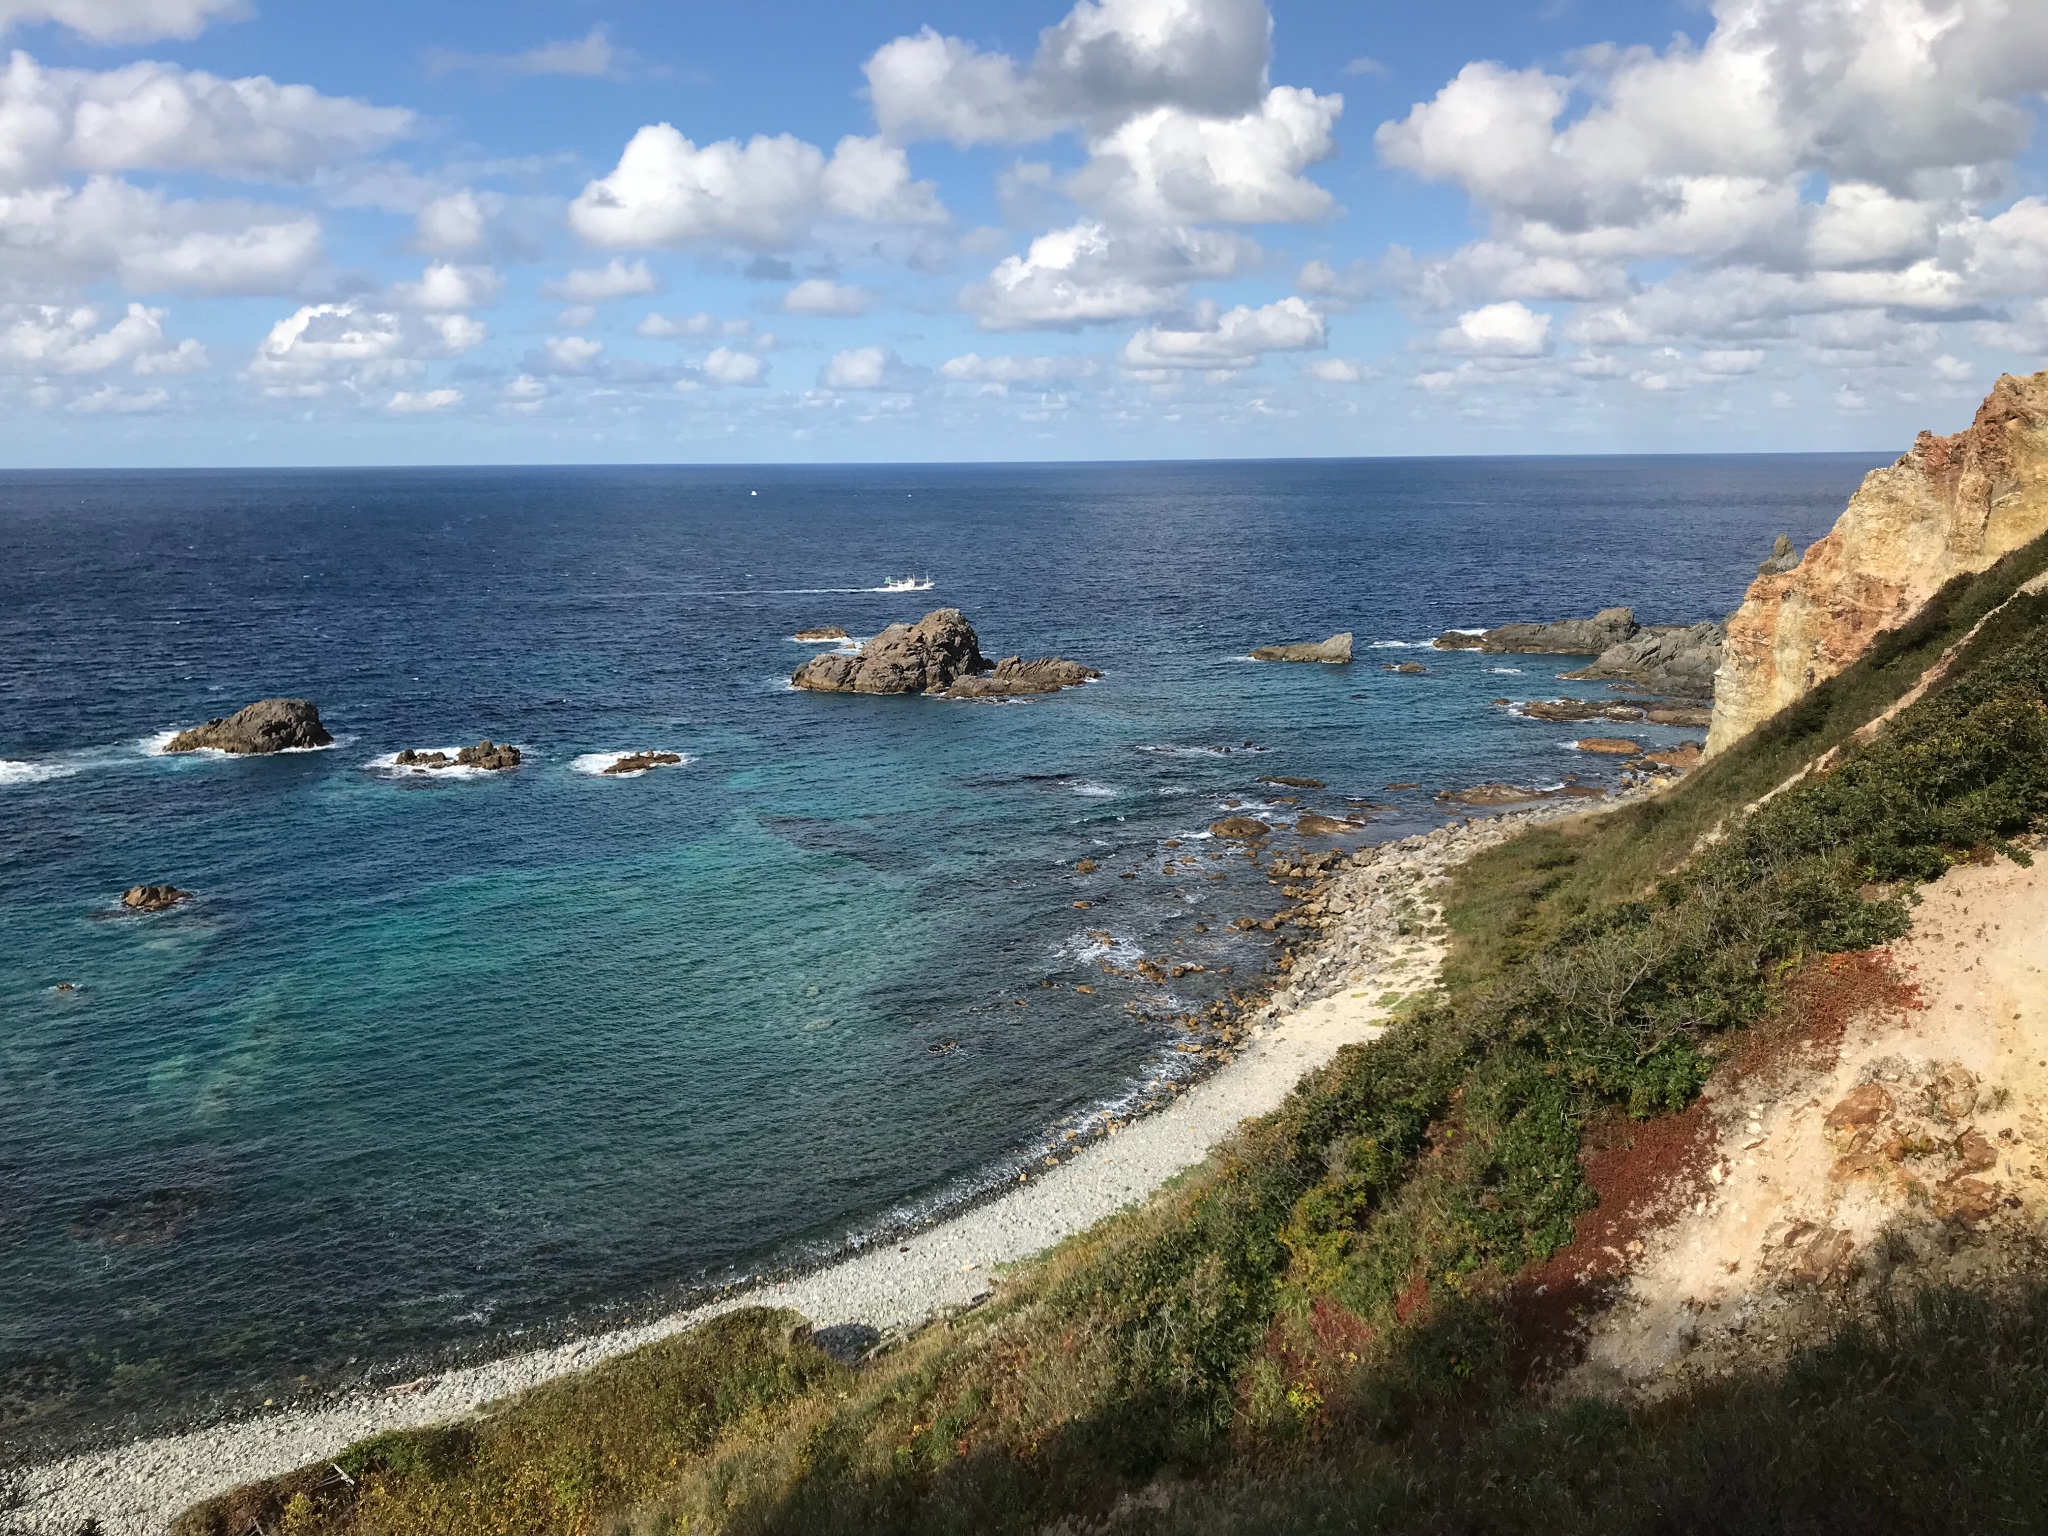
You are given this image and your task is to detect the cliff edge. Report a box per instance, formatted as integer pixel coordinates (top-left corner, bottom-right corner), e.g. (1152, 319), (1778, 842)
(1707, 369), (2048, 755)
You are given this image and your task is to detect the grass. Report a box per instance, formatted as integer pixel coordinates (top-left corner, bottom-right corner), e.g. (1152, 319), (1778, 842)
(174, 532), (2048, 1536)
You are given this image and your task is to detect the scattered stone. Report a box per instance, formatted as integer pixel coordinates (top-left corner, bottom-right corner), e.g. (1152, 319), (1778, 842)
(1249, 633), (1353, 664)
(165, 698), (331, 755)
(120, 884), (191, 912)
(1575, 737), (1643, 755)
(1210, 816), (1272, 839)
(601, 751), (683, 775)
(1824, 1084), (1894, 1134)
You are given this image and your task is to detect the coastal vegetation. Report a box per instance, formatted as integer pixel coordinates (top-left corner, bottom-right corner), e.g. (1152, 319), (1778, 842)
(179, 530), (2048, 1536)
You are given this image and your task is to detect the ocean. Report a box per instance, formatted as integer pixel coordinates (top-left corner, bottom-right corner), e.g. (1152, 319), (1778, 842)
(0, 454), (1882, 1451)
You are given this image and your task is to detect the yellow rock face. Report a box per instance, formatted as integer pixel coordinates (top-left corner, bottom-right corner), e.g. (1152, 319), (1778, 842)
(1707, 369), (2048, 756)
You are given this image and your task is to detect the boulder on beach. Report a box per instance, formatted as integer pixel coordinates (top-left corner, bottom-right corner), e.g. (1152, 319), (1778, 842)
(602, 751), (683, 775)
(1432, 608), (1639, 656)
(165, 698), (331, 755)
(1249, 633), (1352, 664)
(121, 884), (191, 912)
(1210, 816), (1272, 839)
(791, 609), (1097, 697)
(943, 656), (1102, 698)
(1574, 737), (1643, 755)
(793, 626), (849, 642)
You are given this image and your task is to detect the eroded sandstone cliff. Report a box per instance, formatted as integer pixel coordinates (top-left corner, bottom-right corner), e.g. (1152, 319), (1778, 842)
(1707, 369), (2048, 755)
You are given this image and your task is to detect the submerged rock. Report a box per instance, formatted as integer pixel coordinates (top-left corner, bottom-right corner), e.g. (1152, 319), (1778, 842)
(120, 884), (191, 912)
(1387, 661), (1427, 674)
(1249, 633), (1353, 663)
(791, 609), (1096, 697)
(1258, 775), (1325, 789)
(165, 698), (331, 755)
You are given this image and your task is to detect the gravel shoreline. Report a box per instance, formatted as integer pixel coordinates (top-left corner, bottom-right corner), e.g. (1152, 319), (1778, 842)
(14, 794), (1627, 1536)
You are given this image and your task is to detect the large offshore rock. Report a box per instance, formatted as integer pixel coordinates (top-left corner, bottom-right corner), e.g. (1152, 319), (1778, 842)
(1435, 608), (1639, 655)
(1567, 621), (1725, 697)
(791, 610), (1098, 697)
(1708, 370), (2048, 755)
(1249, 633), (1353, 663)
(165, 698), (332, 754)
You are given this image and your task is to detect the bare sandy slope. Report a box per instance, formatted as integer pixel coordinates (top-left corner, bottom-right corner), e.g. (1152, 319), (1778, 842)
(1573, 839), (2048, 1395)
(19, 802), (1605, 1536)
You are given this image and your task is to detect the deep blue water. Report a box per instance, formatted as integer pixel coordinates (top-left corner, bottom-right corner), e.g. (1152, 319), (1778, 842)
(0, 455), (1883, 1450)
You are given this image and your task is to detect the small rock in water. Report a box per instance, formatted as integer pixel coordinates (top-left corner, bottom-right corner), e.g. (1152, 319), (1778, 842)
(1249, 633), (1352, 664)
(1574, 737), (1643, 754)
(602, 751), (683, 775)
(456, 739), (521, 771)
(1074, 858), (1097, 873)
(1258, 775), (1325, 789)
(120, 884), (192, 912)
(1210, 816), (1271, 840)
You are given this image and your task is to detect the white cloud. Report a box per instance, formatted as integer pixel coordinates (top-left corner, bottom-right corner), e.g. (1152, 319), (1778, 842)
(1120, 295), (1324, 368)
(699, 345), (766, 385)
(962, 219), (1253, 330)
(1344, 56), (1388, 79)
(387, 387), (460, 412)
(0, 175), (320, 293)
(415, 190), (488, 256)
(1932, 353), (1974, 381)
(865, 0), (1272, 146)
(249, 301), (479, 397)
(425, 25), (619, 79)
(1436, 300), (1551, 356)
(1698, 347), (1764, 374)
(569, 127), (943, 250)
(1069, 86), (1340, 224)
(391, 262), (499, 311)
(940, 351), (1098, 382)
(638, 310), (754, 340)
(0, 0), (244, 43)
(821, 344), (922, 390)
(780, 277), (871, 316)
(540, 258), (662, 303)
(1304, 357), (1366, 382)
(66, 381), (167, 410)
(0, 299), (199, 374)
(544, 334), (602, 371)
(0, 51), (411, 187)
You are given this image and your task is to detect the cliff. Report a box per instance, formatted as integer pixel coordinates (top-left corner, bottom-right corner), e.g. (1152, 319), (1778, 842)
(1707, 369), (2048, 754)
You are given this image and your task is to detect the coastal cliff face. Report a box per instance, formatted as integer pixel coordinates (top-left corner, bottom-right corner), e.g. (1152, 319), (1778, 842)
(1707, 369), (2048, 755)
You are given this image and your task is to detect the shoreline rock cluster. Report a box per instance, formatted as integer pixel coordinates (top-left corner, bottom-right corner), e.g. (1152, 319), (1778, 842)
(394, 740), (522, 772)
(1436, 608), (1725, 698)
(790, 609), (1100, 698)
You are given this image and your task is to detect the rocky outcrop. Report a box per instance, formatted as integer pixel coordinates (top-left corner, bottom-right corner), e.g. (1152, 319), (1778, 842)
(1757, 534), (1802, 576)
(1708, 371), (2048, 755)
(942, 656), (1102, 698)
(1250, 633), (1352, 663)
(1294, 811), (1365, 836)
(120, 884), (191, 912)
(792, 610), (1096, 697)
(1565, 621), (1724, 697)
(603, 751), (683, 775)
(793, 626), (848, 641)
(1574, 738), (1642, 755)
(1434, 608), (1638, 655)
(165, 698), (331, 755)
(394, 740), (521, 771)
(1210, 816), (1271, 839)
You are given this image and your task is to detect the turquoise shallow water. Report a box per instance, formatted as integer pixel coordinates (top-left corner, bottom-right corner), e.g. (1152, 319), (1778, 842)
(0, 456), (1881, 1450)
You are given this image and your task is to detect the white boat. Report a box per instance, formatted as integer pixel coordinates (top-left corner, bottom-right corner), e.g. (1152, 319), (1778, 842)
(878, 575), (935, 592)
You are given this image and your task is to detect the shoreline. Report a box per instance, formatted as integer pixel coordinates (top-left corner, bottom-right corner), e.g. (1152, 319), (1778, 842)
(15, 794), (1630, 1536)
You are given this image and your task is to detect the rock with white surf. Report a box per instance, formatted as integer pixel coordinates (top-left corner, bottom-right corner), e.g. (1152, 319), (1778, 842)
(164, 698), (332, 755)
(792, 609), (1098, 696)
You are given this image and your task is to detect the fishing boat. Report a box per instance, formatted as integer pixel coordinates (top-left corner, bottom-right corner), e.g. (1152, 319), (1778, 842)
(877, 575), (935, 592)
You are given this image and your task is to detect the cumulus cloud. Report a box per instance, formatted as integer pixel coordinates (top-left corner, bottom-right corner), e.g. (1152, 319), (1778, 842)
(1304, 356), (1367, 382)
(249, 301), (482, 397)
(940, 351), (1098, 382)
(0, 51), (411, 187)
(387, 387), (460, 412)
(1069, 86), (1339, 224)
(390, 262), (499, 311)
(540, 258), (662, 303)
(0, 0), (244, 43)
(698, 345), (766, 385)
(0, 176), (320, 293)
(780, 277), (871, 316)
(569, 127), (943, 250)
(1119, 294), (1324, 368)
(962, 219), (1254, 330)
(637, 310), (756, 340)
(414, 189), (489, 255)
(1436, 300), (1551, 357)
(821, 344), (923, 390)
(0, 299), (200, 374)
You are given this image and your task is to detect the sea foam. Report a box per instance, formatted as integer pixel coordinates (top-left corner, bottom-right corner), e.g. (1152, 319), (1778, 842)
(0, 759), (79, 786)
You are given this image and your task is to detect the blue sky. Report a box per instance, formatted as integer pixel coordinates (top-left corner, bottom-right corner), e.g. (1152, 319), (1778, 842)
(1, 0), (2045, 464)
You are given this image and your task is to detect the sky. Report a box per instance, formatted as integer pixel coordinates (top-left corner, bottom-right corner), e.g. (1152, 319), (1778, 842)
(1, 0), (2046, 465)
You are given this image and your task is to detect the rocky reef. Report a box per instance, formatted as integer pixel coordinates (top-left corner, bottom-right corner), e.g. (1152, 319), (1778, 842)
(394, 740), (522, 771)
(793, 626), (849, 642)
(602, 751), (683, 775)
(1434, 608), (1638, 655)
(1249, 633), (1352, 663)
(1565, 620), (1725, 697)
(791, 609), (1097, 698)
(165, 698), (331, 755)
(120, 884), (191, 912)
(1708, 369), (2048, 754)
